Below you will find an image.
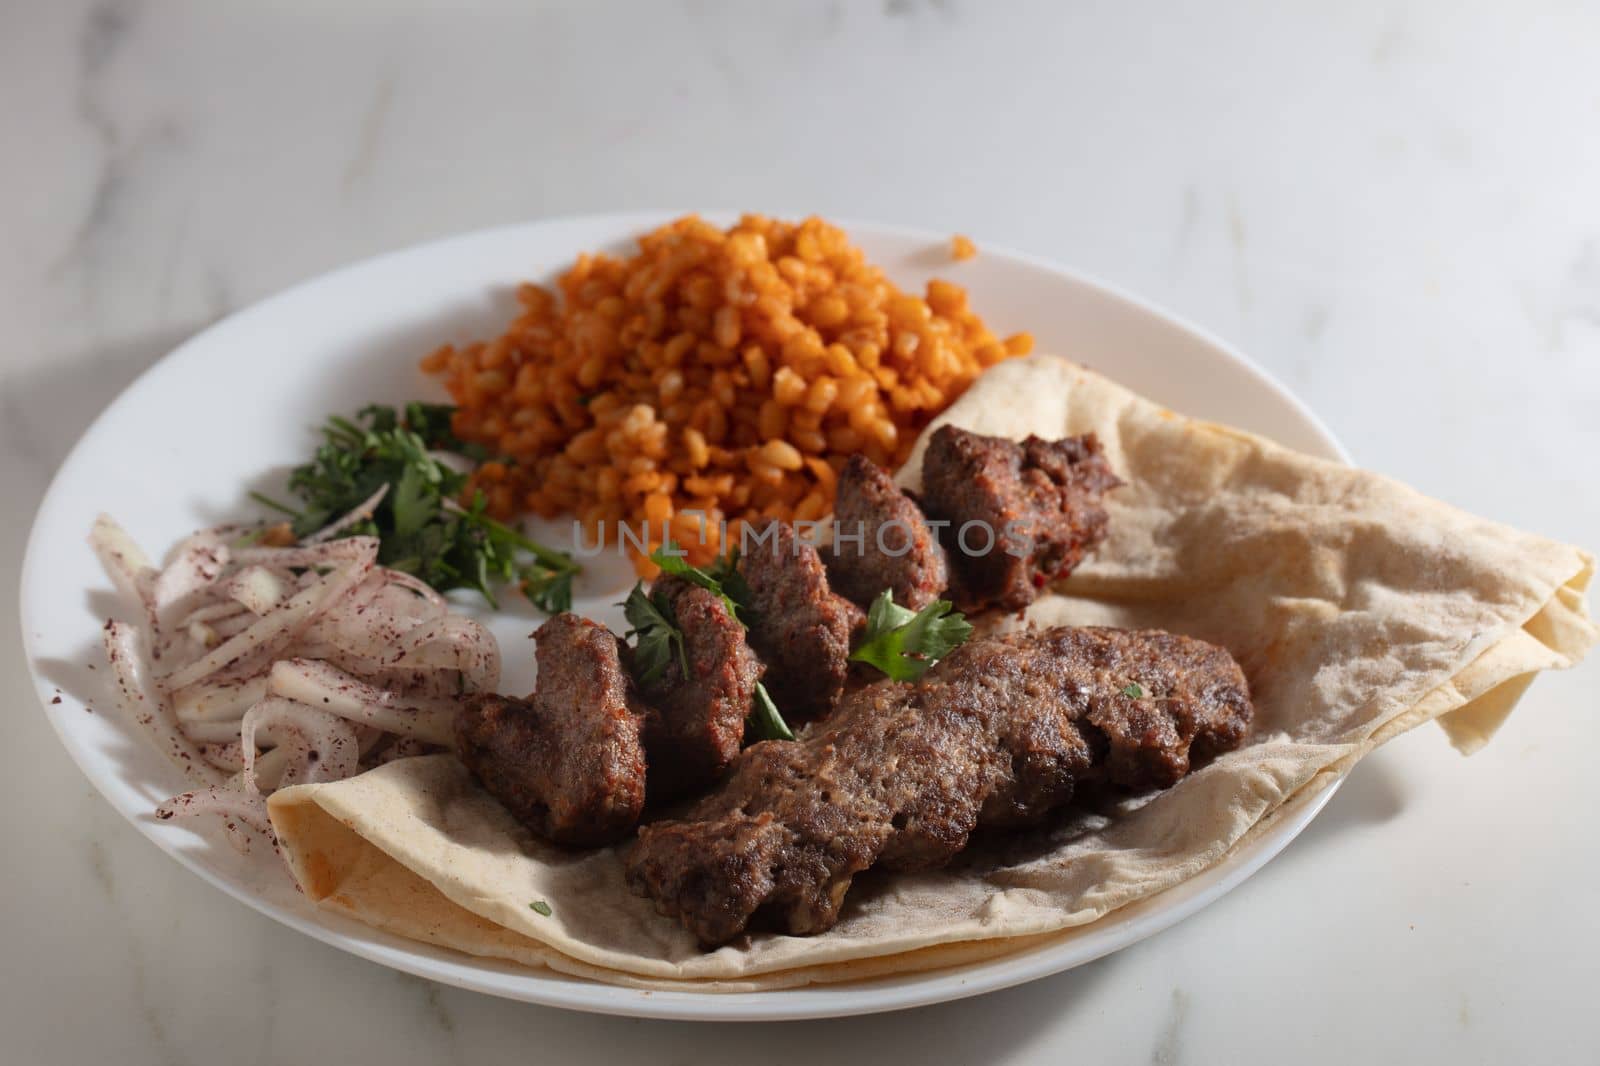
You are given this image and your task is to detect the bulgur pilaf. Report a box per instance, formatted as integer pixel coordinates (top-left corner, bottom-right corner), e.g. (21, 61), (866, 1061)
(421, 214), (1031, 572)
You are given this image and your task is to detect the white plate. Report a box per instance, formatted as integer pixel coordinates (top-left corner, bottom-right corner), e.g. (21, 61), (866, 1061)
(20, 212), (1349, 1021)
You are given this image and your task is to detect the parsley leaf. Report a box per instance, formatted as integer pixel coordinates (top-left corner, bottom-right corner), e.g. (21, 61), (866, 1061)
(748, 681), (794, 742)
(621, 582), (687, 687)
(649, 543), (751, 620)
(632, 544), (793, 743)
(1121, 682), (1144, 699)
(264, 403), (578, 611)
(529, 900), (552, 917)
(849, 590), (974, 682)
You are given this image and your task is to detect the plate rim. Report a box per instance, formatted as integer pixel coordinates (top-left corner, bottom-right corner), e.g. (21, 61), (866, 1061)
(19, 211), (1351, 1021)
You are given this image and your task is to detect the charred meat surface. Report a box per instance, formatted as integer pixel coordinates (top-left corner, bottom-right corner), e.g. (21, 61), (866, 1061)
(637, 578), (763, 802)
(828, 454), (949, 612)
(456, 614), (646, 847)
(920, 426), (1121, 611)
(738, 523), (863, 722)
(626, 625), (1251, 946)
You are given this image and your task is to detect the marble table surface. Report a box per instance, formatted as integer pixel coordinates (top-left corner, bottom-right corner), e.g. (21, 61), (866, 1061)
(3, 2), (1596, 1063)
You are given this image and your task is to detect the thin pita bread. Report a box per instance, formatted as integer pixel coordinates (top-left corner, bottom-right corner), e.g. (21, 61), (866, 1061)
(269, 355), (1596, 988)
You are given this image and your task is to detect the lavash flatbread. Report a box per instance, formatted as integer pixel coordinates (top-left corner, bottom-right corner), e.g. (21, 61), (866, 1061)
(268, 354), (1596, 990)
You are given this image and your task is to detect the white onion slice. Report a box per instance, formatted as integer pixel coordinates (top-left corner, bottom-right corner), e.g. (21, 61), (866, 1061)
(104, 621), (226, 788)
(207, 612), (257, 639)
(152, 532), (230, 629)
(200, 742), (245, 772)
(162, 538), (377, 691)
(302, 483), (389, 544)
(176, 601), (251, 627)
(370, 567), (447, 608)
(391, 615), (501, 692)
(239, 698), (360, 793)
(156, 786), (272, 853)
(90, 514), (155, 605)
(231, 537), (381, 569)
(267, 659), (457, 745)
(286, 651), (462, 698)
(173, 676), (270, 725)
(224, 565), (292, 616)
(182, 718), (254, 743)
(90, 515), (161, 636)
(227, 745), (290, 792)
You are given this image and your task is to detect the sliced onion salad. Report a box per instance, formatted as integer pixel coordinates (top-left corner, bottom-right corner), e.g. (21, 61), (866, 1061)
(92, 512), (498, 854)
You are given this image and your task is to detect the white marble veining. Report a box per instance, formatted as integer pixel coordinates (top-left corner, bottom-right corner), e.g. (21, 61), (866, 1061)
(3, 2), (1597, 1063)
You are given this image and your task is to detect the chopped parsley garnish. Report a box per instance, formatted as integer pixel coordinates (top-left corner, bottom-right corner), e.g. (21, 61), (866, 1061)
(849, 589), (974, 682)
(529, 900), (553, 917)
(1121, 682), (1145, 699)
(254, 403), (579, 612)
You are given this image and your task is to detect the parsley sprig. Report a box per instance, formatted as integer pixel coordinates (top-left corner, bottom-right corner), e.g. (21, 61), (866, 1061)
(253, 403), (579, 612)
(620, 582), (688, 687)
(651, 545), (752, 620)
(848, 589), (974, 682)
(618, 543), (793, 742)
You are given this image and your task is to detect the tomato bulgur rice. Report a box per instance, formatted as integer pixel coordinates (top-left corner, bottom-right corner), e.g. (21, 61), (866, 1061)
(422, 214), (1031, 572)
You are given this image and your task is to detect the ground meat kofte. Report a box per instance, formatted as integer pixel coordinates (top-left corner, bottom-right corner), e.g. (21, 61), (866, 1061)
(828, 454), (949, 611)
(455, 614), (646, 847)
(920, 425), (1121, 611)
(738, 523), (863, 722)
(625, 625), (1251, 946)
(636, 578), (763, 802)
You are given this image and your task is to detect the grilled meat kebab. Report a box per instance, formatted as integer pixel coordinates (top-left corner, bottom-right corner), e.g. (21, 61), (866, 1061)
(738, 523), (862, 722)
(635, 577), (764, 802)
(625, 625), (1251, 945)
(920, 426), (1121, 611)
(827, 453), (949, 612)
(455, 614), (647, 847)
